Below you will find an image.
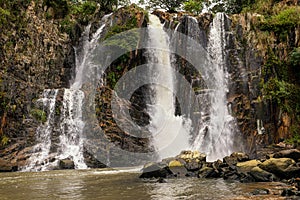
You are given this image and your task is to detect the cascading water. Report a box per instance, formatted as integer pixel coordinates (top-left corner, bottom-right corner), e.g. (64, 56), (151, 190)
(147, 14), (191, 159)
(192, 13), (238, 161)
(23, 89), (58, 171)
(24, 15), (111, 171)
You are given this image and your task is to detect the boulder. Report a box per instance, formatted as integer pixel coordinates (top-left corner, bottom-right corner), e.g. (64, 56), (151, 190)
(250, 188), (270, 195)
(249, 166), (277, 182)
(281, 188), (299, 197)
(140, 162), (170, 178)
(0, 159), (17, 172)
(259, 158), (296, 178)
(185, 160), (202, 171)
(223, 152), (249, 166)
(236, 160), (261, 173)
(168, 160), (188, 177)
(198, 166), (220, 178)
(58, 159), (75, 170)
(83, 150), (107, 169)
(168, 160), (184, 167)
(273, 149), (300, 161)
(177, 150), (206, 162)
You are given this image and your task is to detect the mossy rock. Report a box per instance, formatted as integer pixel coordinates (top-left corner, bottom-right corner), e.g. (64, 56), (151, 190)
(236, 160), (262, 173)
(168, 160), (184, 168)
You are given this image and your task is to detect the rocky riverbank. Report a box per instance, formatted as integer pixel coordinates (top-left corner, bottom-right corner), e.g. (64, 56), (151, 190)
(140, 147), (300, 197)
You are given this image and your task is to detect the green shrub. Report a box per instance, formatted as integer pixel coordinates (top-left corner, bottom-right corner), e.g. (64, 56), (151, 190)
(1, 135), (9, 146)
(70, 1), (97, 16)
(263, 77), (300, 113)
(44, 0), (69, 19)
(31, 109), (47, 123)
(289, 48), (300, 81)
(259, 7), (300, 34)
(184, 0), (203, 15)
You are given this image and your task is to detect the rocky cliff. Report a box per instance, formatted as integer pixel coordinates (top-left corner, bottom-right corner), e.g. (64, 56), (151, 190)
(152, 0), (300, 156)
(1, 0), (299, 171)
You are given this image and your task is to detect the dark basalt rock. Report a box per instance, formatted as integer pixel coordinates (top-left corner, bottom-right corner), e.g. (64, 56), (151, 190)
(250, 188), (270, 195)
(273, 149), (300, 161)
(139, 162), (170, 179)
(58, 159), (75, 170)
(249, 166), (277, 182)
(0, 159), (18, 172)
(140, 150), (300, 186)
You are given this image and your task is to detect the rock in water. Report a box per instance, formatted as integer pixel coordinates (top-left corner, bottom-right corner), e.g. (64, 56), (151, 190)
(236, 160), (261, 173)
(0, 159), (17, 172)
(258, 158), (299, 178)
(59, 159), (75, 170)
(139, 162), (170, 178)
(198, 167), (215, 178)
(168, 160), (188, 177)
(223, 152), (249, 167)
(249, 166), (277, 182)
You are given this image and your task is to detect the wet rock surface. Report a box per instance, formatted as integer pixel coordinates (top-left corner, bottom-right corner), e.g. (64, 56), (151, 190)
(140, 149), (300, 197)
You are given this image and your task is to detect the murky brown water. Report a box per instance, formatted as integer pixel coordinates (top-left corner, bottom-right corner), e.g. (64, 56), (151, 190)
(0, 168), (292, 200)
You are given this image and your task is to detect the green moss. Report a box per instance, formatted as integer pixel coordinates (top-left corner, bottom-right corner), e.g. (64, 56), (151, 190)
(30, 109), (47, 123)
(1, 135), (9, 146)
(169, 160), (184, 167)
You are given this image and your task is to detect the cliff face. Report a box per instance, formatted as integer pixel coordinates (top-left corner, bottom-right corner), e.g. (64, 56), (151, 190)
(153, 0), (300, 155)
(229, 0), (300, 153)
(0, 1), (151, 170)
(0, 0), (299, 171)
(0, 0), (107, 170)
(0, 1), (75, 168)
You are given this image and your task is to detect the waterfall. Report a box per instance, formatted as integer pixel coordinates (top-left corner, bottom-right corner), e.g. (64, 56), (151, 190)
(147, 14), (191, 159)
(23, 89), (58, 171)
(24, 14), (111, 171)
(192, 13), (237, 161)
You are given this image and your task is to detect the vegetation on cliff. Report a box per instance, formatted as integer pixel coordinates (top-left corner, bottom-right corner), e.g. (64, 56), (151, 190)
(250, 1), (300, 145)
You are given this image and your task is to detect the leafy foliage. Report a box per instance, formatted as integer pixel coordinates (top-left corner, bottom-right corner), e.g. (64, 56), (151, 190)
(225, 0), (256, 14)
(183, 0), (203, 15)
(30, 109), (47, 123)
(263, 78), (300, 113)
(1, 135), (9, 146)
(44, 0), (69, 19)
(259, 6), (300, 35)
(139, 0), (187, 12)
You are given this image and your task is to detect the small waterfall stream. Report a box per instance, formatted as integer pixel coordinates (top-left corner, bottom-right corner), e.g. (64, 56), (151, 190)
(147, 14), (191, 159)
(192, 13), (238, 161)
(24, 15), (110, 171)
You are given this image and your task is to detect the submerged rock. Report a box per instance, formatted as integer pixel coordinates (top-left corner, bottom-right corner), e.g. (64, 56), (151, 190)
(250, 188), (270, 195)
